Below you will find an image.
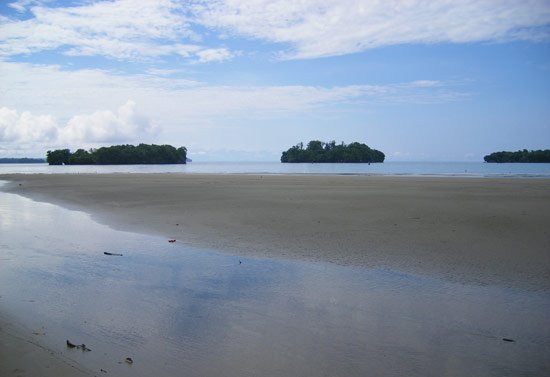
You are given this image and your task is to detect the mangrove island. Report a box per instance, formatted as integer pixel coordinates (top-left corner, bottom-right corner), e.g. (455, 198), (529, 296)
(281, 140), (385, 163)
(46, 144), (187, 165)
(484, 149), (550, 163)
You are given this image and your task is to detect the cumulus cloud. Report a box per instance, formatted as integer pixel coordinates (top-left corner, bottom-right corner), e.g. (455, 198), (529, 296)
(0, 101), (158, 146)
(0, 107), (58, 142)
(192, 0), (550, 59)
(60, 100), (159, 143)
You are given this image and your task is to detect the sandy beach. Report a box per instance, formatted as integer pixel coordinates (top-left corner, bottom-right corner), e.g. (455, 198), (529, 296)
(1, 173), (550, 377)
(1, 173), (549, 291)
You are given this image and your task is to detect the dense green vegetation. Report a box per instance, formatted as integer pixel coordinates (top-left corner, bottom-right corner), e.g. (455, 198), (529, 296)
(46, 144), (187, 165)
(281, 140), (385, 163)
(0, 158), (45, 163)
(484, 149), (550, 163)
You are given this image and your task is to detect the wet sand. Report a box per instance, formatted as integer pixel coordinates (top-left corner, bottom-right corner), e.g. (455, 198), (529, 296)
(0, 315), (92, 377)
(1, 173), (549, 290)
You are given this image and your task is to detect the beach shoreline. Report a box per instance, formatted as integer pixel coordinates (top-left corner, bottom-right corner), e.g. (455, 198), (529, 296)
(1, 173), (549, 291)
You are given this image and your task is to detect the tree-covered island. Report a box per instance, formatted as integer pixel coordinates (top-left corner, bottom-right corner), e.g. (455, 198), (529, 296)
(484, 149), (550, 163)
(281, 140), (385, 163)
(46, 144), (187, 165)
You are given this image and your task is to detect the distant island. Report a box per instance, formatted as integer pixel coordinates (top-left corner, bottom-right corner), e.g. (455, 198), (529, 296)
(0, 158), (45, 163)
(281, 140), (385, 163)
(46, 144), (187, 165)
(484, 149), (550, 163)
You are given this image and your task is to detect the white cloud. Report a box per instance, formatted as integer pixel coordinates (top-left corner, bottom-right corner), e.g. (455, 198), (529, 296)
(0, 62), (469, 121)
(60, 100), (159, 143)
(8, 0), (40, 13)
(146, 68), (182, 76)
(408, 80), (441, 88)
(0, 100), (158, 146)
(2, 1), (548, 63)
(0, 107), (58, 142)
(195, 48), (236, 63)
(192, 0), (550, 59)
(0, 0), (230, 62)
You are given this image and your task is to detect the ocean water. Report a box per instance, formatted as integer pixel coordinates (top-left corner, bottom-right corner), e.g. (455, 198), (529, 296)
(1, 161), (550, 177)
(0, 190), (549, 376)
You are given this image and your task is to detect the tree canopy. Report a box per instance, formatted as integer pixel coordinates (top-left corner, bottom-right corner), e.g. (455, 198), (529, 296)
(484, 149), (550, 163)
(281, 140), (385, 163)
(46, 144), (187, 165)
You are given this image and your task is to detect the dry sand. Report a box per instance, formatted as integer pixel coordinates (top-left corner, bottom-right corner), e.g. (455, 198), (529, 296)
(1, 173), (549, 291)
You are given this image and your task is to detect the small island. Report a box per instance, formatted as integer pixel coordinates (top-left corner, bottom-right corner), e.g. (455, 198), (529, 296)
(0, 158), (46, 163)
(281, 140), (385, 163)
(484, 149), (550, 163)
(46, 144), (187, 165)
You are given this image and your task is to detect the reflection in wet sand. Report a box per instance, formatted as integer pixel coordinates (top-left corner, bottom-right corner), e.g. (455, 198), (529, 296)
(0, 192), (548, 376)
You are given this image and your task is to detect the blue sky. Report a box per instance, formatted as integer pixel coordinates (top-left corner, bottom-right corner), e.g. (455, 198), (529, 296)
(1, 0), (549, 161)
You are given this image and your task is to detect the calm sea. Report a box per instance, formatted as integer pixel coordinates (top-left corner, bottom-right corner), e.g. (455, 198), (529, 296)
(1, 161), (550, 177)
